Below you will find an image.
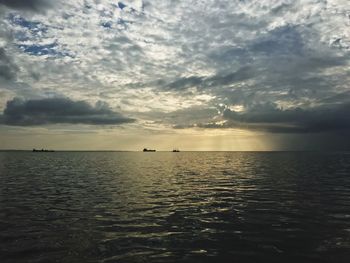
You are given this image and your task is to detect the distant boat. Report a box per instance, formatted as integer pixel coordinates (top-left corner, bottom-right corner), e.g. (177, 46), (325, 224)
(172, 148), (180, 152)
(143, 148), (156, 152)
(32, 148), (55, 152)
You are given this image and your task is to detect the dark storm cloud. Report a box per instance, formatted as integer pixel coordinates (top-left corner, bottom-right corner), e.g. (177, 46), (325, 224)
(206, 67), (254, 87)
(0, 97), (135, 126)
(165, 67), (254, 91)
(251, 25), (304, 55)
(218, 102), (350, 133)
(167, 76), (203, 91)
(0, 47), (18, 81)
(0, 0), (52, 11)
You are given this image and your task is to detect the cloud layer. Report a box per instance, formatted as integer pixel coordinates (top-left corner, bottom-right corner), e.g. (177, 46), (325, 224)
(0, 0), (349, 142)
(220, 102), (350, 133)
(0, 97), (135, 126)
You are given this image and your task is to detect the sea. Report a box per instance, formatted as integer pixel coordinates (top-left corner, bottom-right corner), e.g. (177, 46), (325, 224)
(0, 151), (350, 263)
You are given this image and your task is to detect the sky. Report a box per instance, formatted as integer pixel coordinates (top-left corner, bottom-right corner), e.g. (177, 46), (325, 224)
(0, 0), (349, 151)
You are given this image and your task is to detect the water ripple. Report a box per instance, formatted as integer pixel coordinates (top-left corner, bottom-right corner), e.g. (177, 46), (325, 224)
(1, 152), (350, 262)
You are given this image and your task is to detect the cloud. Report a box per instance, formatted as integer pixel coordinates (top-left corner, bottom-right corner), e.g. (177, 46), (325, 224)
(0, 47), (18, 80)
(189, 101), (350, 134)
(0, 0), (53, 11)
(165, 67), (254, 91)
(0, 97), (135, 126)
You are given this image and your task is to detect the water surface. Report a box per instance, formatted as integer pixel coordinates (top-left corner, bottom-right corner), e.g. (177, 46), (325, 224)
(1, 152), (350, 262)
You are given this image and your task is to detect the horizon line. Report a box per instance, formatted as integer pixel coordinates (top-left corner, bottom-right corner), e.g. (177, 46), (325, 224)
(0, 149), (349, 153)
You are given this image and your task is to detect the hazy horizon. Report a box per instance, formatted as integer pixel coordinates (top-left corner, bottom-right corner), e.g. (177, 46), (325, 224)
(2, 149), (350, 152)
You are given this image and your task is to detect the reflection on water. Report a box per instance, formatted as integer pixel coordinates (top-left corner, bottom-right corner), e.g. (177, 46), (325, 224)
(0, 152), (350, 262)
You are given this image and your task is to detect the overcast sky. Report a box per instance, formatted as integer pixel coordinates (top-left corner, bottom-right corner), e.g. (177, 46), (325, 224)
(0, 0), (349, 150)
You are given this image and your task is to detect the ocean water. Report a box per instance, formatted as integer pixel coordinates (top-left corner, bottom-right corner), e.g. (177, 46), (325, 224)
(0, 151), (350, 263)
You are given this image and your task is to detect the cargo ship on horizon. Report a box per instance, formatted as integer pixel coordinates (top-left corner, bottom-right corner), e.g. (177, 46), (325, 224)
(32, 148), (55, 152)
(143, 148), (156, 152)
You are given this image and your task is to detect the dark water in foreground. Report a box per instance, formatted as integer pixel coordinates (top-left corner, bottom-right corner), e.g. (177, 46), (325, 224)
(0, 152), (350, 263)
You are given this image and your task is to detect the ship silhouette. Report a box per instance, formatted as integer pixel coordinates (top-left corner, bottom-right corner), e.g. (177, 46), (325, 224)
(32, 148), (55, 152)
(143, 148), (156, 152)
